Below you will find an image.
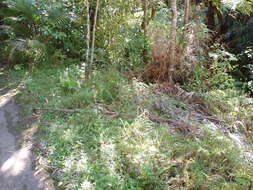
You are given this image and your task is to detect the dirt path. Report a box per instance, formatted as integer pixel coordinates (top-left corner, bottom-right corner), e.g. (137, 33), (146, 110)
(0, 76), (48, 190)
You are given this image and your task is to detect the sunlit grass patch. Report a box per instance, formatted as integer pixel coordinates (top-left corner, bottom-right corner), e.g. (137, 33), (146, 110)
(8, 65), (253, 190)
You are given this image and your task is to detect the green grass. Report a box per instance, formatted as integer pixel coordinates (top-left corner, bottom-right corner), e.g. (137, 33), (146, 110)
(8, 64), (253, 190)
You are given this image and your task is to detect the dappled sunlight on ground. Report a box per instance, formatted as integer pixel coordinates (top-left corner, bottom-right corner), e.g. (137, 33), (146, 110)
(0, 145), (32, 177)
(0, 75), (52, 190)
(0, 87), (19, 107)
(100, 139), (117, 174)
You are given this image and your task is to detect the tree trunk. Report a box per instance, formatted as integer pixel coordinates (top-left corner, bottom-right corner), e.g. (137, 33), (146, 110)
(85, 0), (91, 80)
(206, 1), (215, 32)
(168, 0), (178, 85)
(183, 0), (190, 38)
(142, 0), (148, 37)
(181, 0), (191, 71)
(147, 7), (157, 26)
(90, 0), (100, 70)
(141, 0), (148, 63)
(0, 2), (7, 27)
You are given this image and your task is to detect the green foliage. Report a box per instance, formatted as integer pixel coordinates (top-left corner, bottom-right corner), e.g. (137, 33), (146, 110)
(1, 0), (85, 66)
(58, 64), (123, 104)
(203, 88), (252, 124)
(117, 28), (148, 70)
(208, 44), (237, 87)
(5, 39), (48, 67)
(59, 66), (81, 93)
(226, 18), (253, 93)
(185, 44), (237, 92)
(62, 88), (94, 109)
(91, 66), (123, 103)
(236, 0), (253, 15)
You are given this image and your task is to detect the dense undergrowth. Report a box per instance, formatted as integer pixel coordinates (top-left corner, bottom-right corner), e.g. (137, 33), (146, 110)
(8, 63), (253, 190)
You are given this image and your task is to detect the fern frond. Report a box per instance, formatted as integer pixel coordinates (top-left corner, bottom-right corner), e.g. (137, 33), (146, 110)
(14, 0), (38, 19)
(236, 0), (253, 15)
(4, 0), (39, 21)
(47, 4), (70, 27)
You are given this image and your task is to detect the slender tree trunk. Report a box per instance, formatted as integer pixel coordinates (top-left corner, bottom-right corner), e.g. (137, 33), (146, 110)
(142, 0), (148, 37)
(183, 0), (190, 38)
(218, 13), (225, 34)
(85, 0), (90, 80)
(147, 7), (157, 26)
(168, 0), (178, 85)
(206, 1), (215, 32)
(0, 2), (4, 25)
(141, 0), (148, 63)
(181, 0), (191, 70)
(90, 0), (99, 70)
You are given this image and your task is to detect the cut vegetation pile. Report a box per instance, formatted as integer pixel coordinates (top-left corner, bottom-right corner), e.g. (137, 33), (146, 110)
(7, 65), (253, 190)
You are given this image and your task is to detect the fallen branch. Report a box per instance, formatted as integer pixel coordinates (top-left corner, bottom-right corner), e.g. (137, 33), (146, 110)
(33, 108), (81, 113)
(100, 106), (120, 118)
(105, 112), (120, 119)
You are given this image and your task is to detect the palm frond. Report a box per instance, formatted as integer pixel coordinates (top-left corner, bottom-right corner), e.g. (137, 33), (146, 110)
(236, 0), (253, 15)
(14, 0), (38, 19)
(4, 0), (39, 21)
(47, 3), (70, 27)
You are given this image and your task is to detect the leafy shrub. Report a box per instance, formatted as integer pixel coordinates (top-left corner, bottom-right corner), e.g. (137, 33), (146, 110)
(2, 0), (84, 67)
(184, 44), (237, 92)
(111, 27), (148, 71)
(232, 47), (253, 94)
(59, 66), (81, 93)
(58, 65), (123, 106)
(92, 66), (123, 103)
(121, 29), (148, 69)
